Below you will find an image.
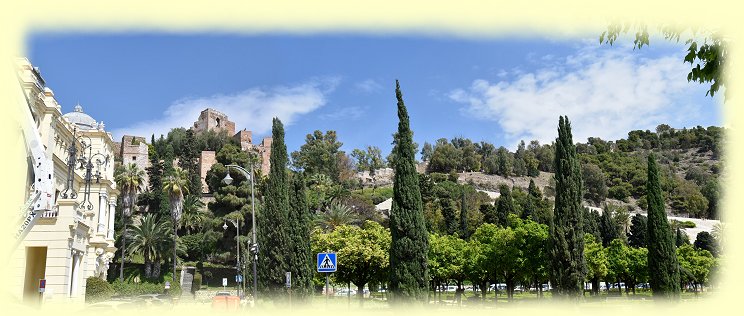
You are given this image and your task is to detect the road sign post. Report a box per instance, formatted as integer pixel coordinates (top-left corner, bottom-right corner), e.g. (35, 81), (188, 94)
(286, 271), (292, 309)
(222, 277), (228, 291)
(317, 253), (337, 306)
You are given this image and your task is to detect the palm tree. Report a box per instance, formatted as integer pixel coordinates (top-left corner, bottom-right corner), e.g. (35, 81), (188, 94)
(128, 214), (170, 279)
(162, 167), (190, 281)
(314, 202), (359, 231)
(114, 163), (145, 281)
(180, 195), (211, 234)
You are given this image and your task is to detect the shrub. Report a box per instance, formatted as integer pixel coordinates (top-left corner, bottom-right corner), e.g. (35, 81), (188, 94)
(112, 279), (177, 296)
(430, 172), (448, 183)
(85, 277), (114, 303)
(169, 279), (182, 297)
(192, 273), (202, 293)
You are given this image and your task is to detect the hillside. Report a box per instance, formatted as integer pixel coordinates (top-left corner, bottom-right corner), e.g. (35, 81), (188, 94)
(420, 124), (723, 219)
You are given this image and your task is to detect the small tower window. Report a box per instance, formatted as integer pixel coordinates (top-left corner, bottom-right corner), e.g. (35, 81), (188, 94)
(216, 118), (221, 126)
(132, 156), (137, 161)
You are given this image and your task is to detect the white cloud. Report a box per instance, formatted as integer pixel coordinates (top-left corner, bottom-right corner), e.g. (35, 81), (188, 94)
(355, 79), (383, 93)
(449, 44), (703, 146)
(111, 77), (339, 140)
(318, 106), (365, 121)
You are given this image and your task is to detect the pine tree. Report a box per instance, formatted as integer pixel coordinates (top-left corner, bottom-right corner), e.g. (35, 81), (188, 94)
(288, 172), (314, 301)
(459, 190), (468, 238)
(627, 213), (648, 248)
(496, 185), (514, 227)
(389, 80), (429, 304)
(257, 118), (291, 298)
(646, 153), (681, 298)
(549, 116), (585, 298)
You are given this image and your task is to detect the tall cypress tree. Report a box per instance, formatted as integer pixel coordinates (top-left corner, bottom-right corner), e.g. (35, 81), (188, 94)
(257, 118), (291, 298)
(496, 184), (514, 227)
(389, 80), (429, 304)
(288, 172), (313, 301)
(441, 198), (457, 235)
(627, 213), (648, 248)
(599, 207), (618, 247)
(646, 154), (681, 298)
(549, 116), (585, 298)
(459, 190), (468, 238)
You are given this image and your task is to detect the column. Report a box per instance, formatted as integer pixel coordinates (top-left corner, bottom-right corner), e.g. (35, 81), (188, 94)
(97, 192), (107, 235)
(66, 250), (74, 297)
(70, 252), (80, 297)
(107, 199), (116, 240)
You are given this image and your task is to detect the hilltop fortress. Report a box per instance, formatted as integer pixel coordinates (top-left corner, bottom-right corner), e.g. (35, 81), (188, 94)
(115, 108), (272, 194)
(193, 108), (272, 193)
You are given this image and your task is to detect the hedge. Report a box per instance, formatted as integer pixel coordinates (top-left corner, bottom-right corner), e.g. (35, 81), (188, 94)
(86, 277), (115, 303)
(112, 279), (182, 297)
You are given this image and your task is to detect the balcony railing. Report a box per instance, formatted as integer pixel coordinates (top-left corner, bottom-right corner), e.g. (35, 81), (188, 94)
(40, 205), (59, 218)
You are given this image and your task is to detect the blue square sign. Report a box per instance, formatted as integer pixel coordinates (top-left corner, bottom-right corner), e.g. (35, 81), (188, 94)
(317, 253), (337, 272)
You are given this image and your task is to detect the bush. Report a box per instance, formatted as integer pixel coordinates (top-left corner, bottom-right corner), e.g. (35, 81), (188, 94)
(669, 219), (696, 229)
(192, 272), (202, 293)
(113, 280), (169, 296)
(430, 172), (448, 183)
(85, 277), (114, 303)
(169, 279), (182, 297)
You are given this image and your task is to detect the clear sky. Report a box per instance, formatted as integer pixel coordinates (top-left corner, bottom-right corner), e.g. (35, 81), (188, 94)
(28, 32), (723, 157)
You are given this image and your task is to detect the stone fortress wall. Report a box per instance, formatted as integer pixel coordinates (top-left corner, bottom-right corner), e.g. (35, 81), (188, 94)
(192, 108), (272, 193)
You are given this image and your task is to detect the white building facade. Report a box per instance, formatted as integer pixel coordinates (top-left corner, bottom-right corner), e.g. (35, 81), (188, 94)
(12, 58), (119, 305)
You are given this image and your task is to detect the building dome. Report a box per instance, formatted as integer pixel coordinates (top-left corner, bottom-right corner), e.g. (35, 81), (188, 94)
(62, 104), (98, 130)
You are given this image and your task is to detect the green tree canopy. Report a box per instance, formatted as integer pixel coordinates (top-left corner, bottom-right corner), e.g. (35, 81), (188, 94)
(313, 221), (391, 301)
(291, 130), (344, 181)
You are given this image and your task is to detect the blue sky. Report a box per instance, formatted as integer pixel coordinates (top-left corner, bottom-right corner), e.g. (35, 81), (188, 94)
(28, 33), (722, 157)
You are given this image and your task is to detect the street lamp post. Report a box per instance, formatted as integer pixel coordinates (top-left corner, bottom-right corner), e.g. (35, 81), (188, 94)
(223, 162), (257, 305)
(223, 219), (240, 299)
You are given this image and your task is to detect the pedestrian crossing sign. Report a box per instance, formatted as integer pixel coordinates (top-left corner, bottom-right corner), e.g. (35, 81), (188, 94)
(317, 253), (337, 272)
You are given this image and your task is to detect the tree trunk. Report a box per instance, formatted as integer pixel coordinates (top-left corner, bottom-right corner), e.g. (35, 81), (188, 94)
(173, 223), (178, 282)
(120, 221), (127, 281)
(480, 281), (487, 300)
(153, 260), (161, 279)
(538, 280), (543, 298)
(357, 282), (365, 307)
(144, 255), (152, 279)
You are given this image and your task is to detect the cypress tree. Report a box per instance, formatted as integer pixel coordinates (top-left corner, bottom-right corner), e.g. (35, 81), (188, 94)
(528, 179), (543, 199)
(599, 207), (618, 247)
(441, 198), (457, 235)
(496, 184), (514, 227)
(522, 180), (539, 220)
(480, 204), (498, 225)
(257, 118), (291, 298)
(646, 154), (681, 298)
(675, 227), (689, 247)
(627, 213), (648, 248)
(549, 116), (585, 298)
(389, 80), (429, 304)
(288, 172), (314, 301)
(582, 208), (602, 242)
(459, 190), (468, 238)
